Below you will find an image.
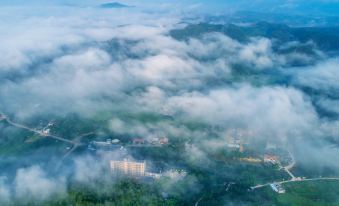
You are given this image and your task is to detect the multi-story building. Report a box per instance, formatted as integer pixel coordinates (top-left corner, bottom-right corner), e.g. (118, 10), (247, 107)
(225, 128), (254, 152)
(110, 159), (146, 177)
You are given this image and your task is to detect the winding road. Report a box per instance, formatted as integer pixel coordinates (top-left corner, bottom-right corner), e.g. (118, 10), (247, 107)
(194, 196), (204, 206)
(61, 132), (94, 159)
(282, 149), (296, 180)
(3, 115), (74, 145)
(251, 177), (339, 190)
(0, 112), (93, 161)
(250, 149), (339, 190)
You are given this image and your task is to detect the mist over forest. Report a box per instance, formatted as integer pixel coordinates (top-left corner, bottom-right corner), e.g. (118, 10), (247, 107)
(0, 1), (338, 205)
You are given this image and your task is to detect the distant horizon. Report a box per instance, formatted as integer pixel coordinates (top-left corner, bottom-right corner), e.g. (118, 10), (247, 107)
(1, 0), (339, 17)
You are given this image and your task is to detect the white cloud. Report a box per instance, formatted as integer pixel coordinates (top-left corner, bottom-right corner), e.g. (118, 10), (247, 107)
(165, 85), (317, 140)
(0, 177), (10, 204)
(15, 166), (66, 201)
(239, 38), (274, 68)
(294, 58), (339, 92)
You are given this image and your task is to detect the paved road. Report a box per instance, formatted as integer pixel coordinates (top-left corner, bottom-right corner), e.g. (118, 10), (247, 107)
(251, 177), (339, 190)
(285, 149), (296, 170)
(55, 132), (94, 170)
(0, 112), (94, 160)
(4, 116), (75, 145)
(194, 196), (204, 206)
(250, 149), (339, 190)
(1, 111), (98, 172)
(279, 149), (297, 180)
(62, 132), (94, 159)
(284, 168), (296, 180)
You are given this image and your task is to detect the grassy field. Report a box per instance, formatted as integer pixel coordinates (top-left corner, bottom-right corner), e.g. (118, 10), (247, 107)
(277, 180), (339, 206)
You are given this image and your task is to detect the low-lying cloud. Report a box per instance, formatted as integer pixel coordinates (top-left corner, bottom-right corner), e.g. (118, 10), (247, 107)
(0, 2), (338, 205)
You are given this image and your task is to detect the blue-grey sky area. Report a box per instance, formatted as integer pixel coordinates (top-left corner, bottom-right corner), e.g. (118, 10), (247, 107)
(1, 0), (339, 16)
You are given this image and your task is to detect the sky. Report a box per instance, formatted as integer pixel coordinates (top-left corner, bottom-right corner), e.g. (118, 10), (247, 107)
(1, 0), (339, 16)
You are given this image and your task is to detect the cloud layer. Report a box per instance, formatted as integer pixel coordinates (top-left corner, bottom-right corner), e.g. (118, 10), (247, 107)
(0, 2), (338, 204)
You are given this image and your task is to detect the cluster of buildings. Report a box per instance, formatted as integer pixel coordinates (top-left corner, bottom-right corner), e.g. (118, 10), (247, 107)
(109, 159), (187, 180)
(270, 183), (286, 193)
(264, 141), (293, 167)
(132, 136), (169, 146)
(264, 140), (287, 165)
(40, 121), (54, 136)
(225, 128), (254, 152)
(264, 154), (279, 165)
(88, 135), (170, 151)
(88, 138), (122, 151)
(164, 169), (187, 179)
(89, 134), (174, 180)
(42, 128), (50, 136)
